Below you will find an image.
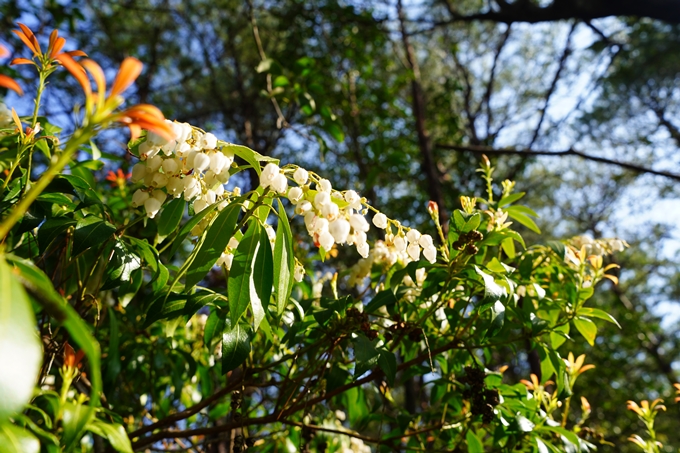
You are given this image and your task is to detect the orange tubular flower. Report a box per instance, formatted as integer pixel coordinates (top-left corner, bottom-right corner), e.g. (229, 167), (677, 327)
(58, 53), (173, 141)
(10, 23), (86, 68)
(0, 44), (23, 95)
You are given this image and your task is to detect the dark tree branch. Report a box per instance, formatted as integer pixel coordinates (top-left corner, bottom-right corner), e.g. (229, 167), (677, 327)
(397, 0), (448, 224)
(437, 0), (680, 25)
(436, 143), (680, 182)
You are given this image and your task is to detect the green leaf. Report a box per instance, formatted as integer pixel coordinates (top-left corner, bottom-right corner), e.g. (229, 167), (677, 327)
(378, 350), (397, 387)
(462, 213), (481, 232)
(62, 402), (92, 450)
(453, 210), (466, 231)
(72, 216), (116, 256)
(273, 200), (295, 316)
(578, 307), (621, 328)
(466, 430), (483, 453)
(573, 316), (597, 346)
(228, 221), (260, 324)
(157, 198), (185, 241)
(542, 426), (580, 449)
(497, 192), (526, 207)
(501, 236), (516, 258)
(0, 258), (42, 423)
(224, 143), (278, 176)
(168, 202), (220, 257)
(550, 323), (570, 349)
(38, 217), (76, 252)
(0, 422), (39, 453)
(204, 309), (224, 346)
(505, 206), (541, 234)
(365, 289), (397, 313)
(353, 335), (380, 377)
(87, 420), (133, 453)
(487, 300), (505, 338)
(185, 203), (241, 289)
(105, 308), (121, 387)
(251, 226), (274, 331)
(222, 320), (252, 373)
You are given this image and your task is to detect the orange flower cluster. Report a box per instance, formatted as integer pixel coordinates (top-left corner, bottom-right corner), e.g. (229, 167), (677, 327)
(1, 23), (173, 141)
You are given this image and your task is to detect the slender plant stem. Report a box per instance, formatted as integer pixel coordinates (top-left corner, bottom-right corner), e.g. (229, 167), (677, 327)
(0, 128), (93, 240)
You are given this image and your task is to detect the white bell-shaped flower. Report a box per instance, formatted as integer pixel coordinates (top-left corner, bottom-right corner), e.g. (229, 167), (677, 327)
(193, 153), (210, 172)
(322, 201), (339, 220)
(329, 218), (350, 244)
(344, 190), (362, 210)
(357, 242), (369, 258)
(318, 178), (332, 193)
(407, 242), (421, 261)
(419, 234), (434, 248)
(147, 155), (163, 172)
(271, 173), (288, 194)
(210, 152), (227, 174)
(152, 189), (166, 203)
(130, 163), (147, 183)
(151, 173), (168, 189)
(260, 163), (280, 188)
(295, 201), (312, 215)
(349, 214), (370, 232)
(184, 177), (201, 200)
(162, 158), (179, 175)
(372, 212), (388, 229)
(201, 132), (217, 149)
(293, 167), (308, 185)
(144, 197), (162, 218)
(393, 235), (407, 252)
(318, 230), (334, 250)
(288, 186), (303, 203)
(423, 245), (437, 263)
(314, 191), (331, 210)
(406, 229), (421, 244)
(166, 177), (184, 198)
(131, 189), (149, 208)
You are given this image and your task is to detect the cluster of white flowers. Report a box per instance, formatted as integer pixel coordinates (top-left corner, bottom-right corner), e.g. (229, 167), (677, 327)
(129, 120), (238, 235)
(259, 162), (437, 264)
(128, 121), (440, 281)
(569, 236), (628, 257)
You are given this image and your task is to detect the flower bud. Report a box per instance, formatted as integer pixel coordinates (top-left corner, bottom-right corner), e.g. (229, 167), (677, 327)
(406, 229), (421, 244)
(407, 242), (421, 261)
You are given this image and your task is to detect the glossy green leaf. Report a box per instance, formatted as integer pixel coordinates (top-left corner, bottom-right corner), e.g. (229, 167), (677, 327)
(578, 307), (621, 328)
(573, 316), (597, 346)
(475, 266), (506, 301)
(0, 258), (42, 423)
(157, 198), (185, 241)
(168, 202), (220, 257)
(505, 206), (541, 234)
(251, 226), (274, 331)
(497, 191), (526, 207)
(222, 320), (251, 373)
(378, 350), (397, 387)
(353, 335), (379, 377)
(87, 420), (133, 453)
(72, 216), (116, 256)
(185, 203), (241, 289)
(204, 309), (224, 346)
(462, 213), (481, 232)
(466, 430), (483, 453)
(273, 200), (295, 316)
(0, 422), (39, 453)
(228, 221), (260, 324)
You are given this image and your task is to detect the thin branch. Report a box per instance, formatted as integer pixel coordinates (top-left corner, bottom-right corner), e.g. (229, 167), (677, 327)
(436, 143), (680, 182)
